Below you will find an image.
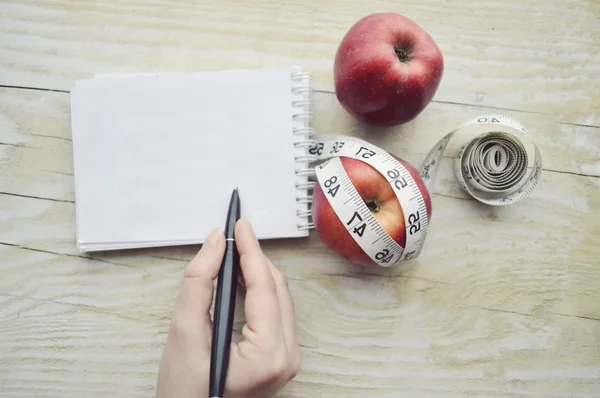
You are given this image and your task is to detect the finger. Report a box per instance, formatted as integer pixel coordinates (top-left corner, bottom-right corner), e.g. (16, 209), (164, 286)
(264, 257), (298, 355)
(235, 218), (283, 339)
(172, 227), (225, 347)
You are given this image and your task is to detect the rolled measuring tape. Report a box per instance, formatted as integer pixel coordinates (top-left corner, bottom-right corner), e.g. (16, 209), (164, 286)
(307, 114), (543, 267)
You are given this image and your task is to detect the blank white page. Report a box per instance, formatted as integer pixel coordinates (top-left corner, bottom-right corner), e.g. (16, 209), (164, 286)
(70, 68), (307, 250)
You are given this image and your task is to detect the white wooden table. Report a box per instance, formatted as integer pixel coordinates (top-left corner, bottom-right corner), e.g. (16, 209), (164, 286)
(1, 1), (599, 396)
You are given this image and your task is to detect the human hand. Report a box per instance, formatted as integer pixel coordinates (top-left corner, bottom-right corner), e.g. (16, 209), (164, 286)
(156, 218), (300, 398)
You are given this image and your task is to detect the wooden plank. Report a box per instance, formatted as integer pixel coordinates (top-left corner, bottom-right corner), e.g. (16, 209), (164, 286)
(0, 292), (164, 397)
(1, 240), (600, 397)
(1, 84), (599, 317)
(2, 95), (599, 395)
(0, 0), (599, 122)
(2, 158), (599, 317)
(1, 88), (599, 209)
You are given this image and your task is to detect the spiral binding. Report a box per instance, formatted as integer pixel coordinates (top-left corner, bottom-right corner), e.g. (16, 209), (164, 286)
(291, 69), (316, 231)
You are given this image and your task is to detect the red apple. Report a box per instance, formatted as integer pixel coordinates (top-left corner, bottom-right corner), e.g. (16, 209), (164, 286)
(334, 13), (444, 126)
(312, 155), (432, 268)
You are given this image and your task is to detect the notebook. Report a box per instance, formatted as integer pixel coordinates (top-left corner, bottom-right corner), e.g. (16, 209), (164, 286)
(70, 66), (315, 251)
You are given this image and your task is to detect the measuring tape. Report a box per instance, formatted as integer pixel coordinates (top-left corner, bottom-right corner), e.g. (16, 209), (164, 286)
(307, 114), (542, 267)
(419, 114), (543, 205)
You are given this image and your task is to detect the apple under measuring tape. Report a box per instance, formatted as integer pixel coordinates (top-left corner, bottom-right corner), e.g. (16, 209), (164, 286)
(305, 114), (543, 268)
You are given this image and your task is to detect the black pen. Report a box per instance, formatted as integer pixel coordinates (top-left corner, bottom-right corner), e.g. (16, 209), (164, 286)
(209, 188), (241, 398)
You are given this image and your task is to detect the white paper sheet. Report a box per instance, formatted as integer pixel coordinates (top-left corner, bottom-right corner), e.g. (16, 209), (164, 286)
(70, 68), (309, 251)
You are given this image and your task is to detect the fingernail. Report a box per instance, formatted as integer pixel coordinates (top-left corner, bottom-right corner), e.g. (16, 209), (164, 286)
(205, 228), (222, 247)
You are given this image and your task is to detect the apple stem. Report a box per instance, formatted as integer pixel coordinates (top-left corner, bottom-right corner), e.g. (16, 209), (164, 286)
(364, 197), (381, 213)
(394, 46), (411, 63)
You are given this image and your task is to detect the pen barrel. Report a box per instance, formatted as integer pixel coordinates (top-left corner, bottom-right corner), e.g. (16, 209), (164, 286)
(209, 239), (240, 397)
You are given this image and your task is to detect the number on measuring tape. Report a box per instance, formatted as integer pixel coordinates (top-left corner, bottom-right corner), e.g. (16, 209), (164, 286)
(408, 211), (421, 235)
(345, 208), (367, 238)
(323, 175), (340, 198)
(352, 223), (366, 237)
(355, 146), (376, 159)
(330, 141), (344, 154)
(477, 116), (501, 124)
(403, 251), (416, 260)
(309, 142), (324, 155)
(386, 168), (408, 190)
(346, 211), (362, 226)
(375, 249), (394, 264)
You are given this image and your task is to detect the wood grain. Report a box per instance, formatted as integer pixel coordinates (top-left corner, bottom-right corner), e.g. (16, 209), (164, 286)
(0, 0), (599, 123)
(0, 289), (167, 397)
(3, 240), (600, 397)
(1, 88), (599, 206)
(1, 0), (600, 396)
(2, 161), (599, 314)
(2, 88), (600, 396)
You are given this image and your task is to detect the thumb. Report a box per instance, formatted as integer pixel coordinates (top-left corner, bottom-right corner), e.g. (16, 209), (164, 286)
(172, 228), (225, 346)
